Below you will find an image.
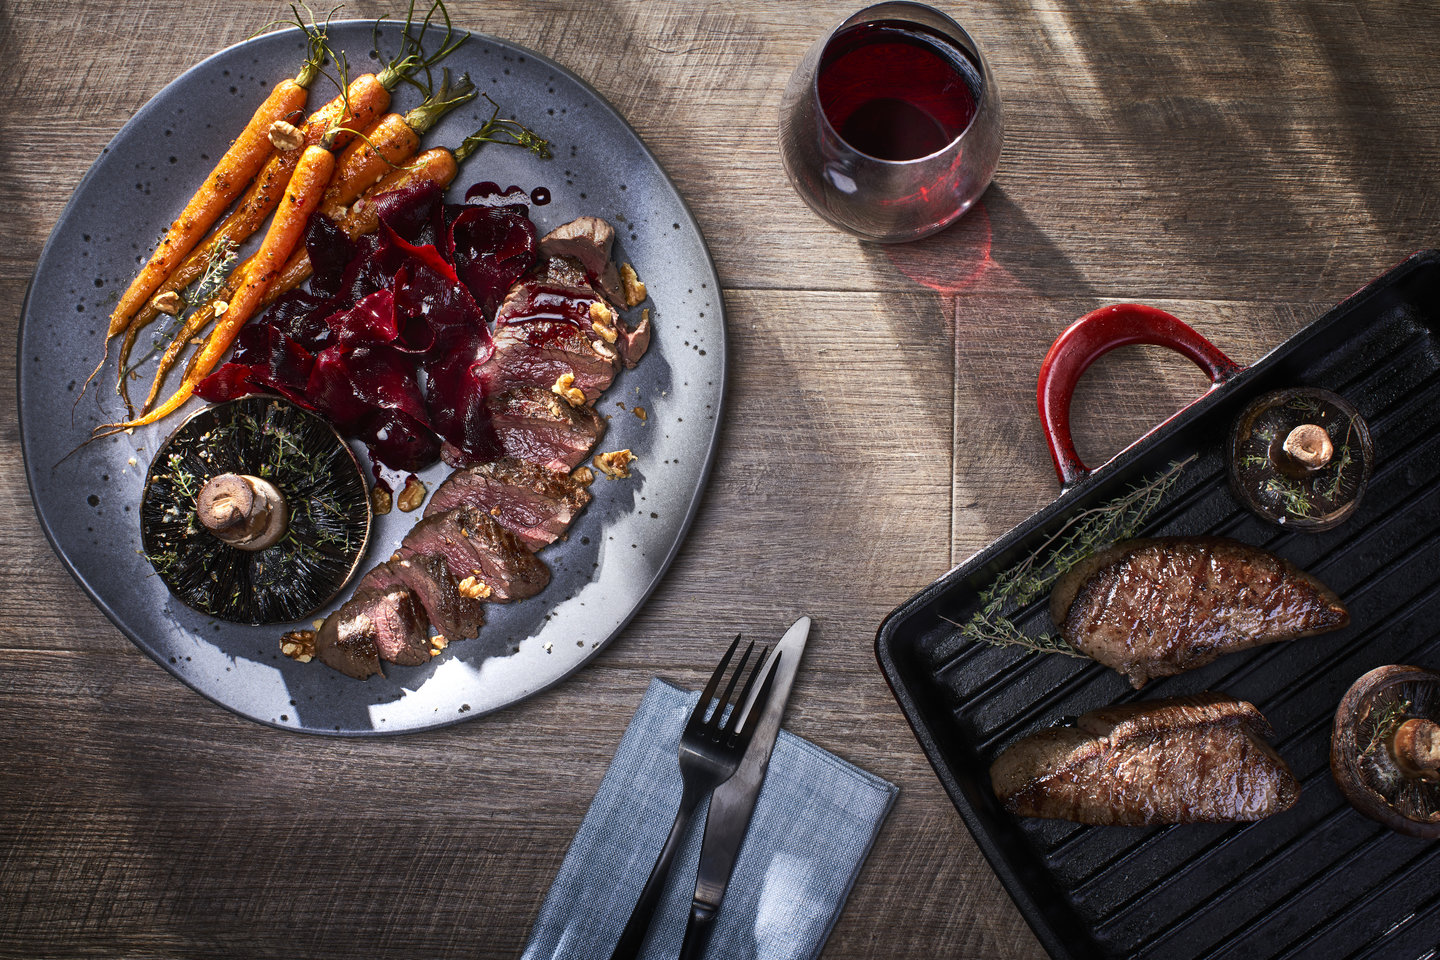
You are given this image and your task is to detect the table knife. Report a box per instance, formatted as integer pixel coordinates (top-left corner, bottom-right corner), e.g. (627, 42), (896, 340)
(678, 616), (811, 960)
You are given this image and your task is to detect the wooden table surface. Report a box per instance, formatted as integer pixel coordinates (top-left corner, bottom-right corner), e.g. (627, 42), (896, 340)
(3, 1), (1437, 956)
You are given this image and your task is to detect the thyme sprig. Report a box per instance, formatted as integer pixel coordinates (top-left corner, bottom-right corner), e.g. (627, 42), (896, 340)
(944, 456), (1195, 659)
(1362, 699), (1412, 760)
(119, 237), (238, 387)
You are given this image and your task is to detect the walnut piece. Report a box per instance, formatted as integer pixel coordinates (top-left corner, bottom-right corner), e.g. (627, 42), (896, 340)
(457, 576), (493, 600)
(571, 466), (595, 485)
(620, 262), (647, 307)
(397, 476), (427, 512)
(633, 405), (648, 422)
(430, 635), (449, 656)
(268, 119), (305, 151)
(371, 484), (393, 515)
(593, 449), (635, 479)
(551, 372), (587, 407)
(591, 319), (619, 343)
(151, 290), (184, 315)
(280, 630), (316, 663)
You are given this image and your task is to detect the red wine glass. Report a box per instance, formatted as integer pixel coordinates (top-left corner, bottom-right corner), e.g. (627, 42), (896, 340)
(779, 1), (1003, 242)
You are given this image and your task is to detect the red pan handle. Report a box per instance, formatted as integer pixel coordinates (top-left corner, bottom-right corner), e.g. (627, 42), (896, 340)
(1036, 303), (1243, 488)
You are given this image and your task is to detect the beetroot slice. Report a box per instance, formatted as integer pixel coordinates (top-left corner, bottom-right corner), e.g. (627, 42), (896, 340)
(197, 179), (545, 472)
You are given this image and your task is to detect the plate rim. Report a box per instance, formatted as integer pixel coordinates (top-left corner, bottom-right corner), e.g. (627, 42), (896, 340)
(18, 20), (728, 736)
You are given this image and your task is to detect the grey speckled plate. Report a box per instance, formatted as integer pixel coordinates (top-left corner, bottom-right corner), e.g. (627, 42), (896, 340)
(19, 22), (725, 735)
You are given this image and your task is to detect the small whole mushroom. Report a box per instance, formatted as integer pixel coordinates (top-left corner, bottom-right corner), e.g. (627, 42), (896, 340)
(1330, 664), (1440, 839)
(1228, 386), (1373, 532)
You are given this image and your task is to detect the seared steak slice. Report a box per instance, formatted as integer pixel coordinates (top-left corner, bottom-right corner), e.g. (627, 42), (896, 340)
(425, 458), (593, 550)
(400, 505), (551, 602)
(538, 217), (623, 303)
(616, 310), (650, 369)
(494, 278), (609, 329)
(484, 317), (618, 402)
(991, 693), (1300, 825)
(358, 554), (484, 646)
(314, 585), (427, 678)
(485, 385), (606, 472)
(539, 254), (591, 289)
(1051, 537), (1349, 688)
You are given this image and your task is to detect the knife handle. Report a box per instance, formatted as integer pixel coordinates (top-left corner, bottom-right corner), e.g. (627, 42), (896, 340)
(678, 902), (718, 960)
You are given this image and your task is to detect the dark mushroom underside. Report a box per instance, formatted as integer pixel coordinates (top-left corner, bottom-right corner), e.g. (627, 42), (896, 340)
(140, 397), (371, 624)
(1331, 665), (1440, 839)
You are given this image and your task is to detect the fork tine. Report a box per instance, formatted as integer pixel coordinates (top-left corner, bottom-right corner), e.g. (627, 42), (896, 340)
(690, 633), (742, 725)
(730, 647), (777, 735)
(735, 648), (783, 741)
(708, 637), (756, 731)
(722, 644), (768, 734)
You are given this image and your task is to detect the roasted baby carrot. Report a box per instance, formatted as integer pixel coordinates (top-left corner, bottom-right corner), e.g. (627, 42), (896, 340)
(106, 145), (336, 431)
(135, 79), (476, 414)
(102, 40), (323, 341)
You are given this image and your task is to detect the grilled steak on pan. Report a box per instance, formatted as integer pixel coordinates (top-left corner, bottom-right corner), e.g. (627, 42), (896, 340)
(1051, 537), (1350, 688)
(424, 458), (593, 551)
(990, 693), (1301, 825)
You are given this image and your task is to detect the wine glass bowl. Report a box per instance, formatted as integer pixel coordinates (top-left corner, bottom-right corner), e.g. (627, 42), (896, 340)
(779, 1), (1004, 243)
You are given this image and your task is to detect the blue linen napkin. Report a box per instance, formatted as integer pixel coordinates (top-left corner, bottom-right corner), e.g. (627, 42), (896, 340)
(522, 678), (899, 960)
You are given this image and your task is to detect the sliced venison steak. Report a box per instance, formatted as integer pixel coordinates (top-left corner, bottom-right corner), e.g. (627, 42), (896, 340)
(401, 505), (551, 602)
(990, 693), (1300, 825)
(480, 385), (606, 473)
(425, 458), (593, 550)
(314, 585), (428, 679)
(358, 553), (484, 646)
(538, 216), (623, 303)
(483, 318), (618, 402)
(1051, 536), (1350, 688)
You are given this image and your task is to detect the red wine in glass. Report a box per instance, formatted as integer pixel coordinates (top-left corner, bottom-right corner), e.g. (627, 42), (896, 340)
(779, 2), (1003, 242)
(818, 21), (980, 162)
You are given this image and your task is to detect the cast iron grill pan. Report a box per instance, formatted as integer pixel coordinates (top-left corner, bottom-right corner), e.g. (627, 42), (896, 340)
(877, 251), (1440, 960)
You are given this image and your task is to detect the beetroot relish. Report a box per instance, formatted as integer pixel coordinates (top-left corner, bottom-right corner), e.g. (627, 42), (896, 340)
(196, 180), (540, 470)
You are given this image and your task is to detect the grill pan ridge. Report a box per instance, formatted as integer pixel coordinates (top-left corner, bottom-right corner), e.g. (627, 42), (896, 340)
(877, 251), (1440, 960)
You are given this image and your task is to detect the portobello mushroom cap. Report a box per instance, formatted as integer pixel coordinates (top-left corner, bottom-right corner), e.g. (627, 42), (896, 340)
(140, 397), (372, 624)
(1330, 664), (1440, 839)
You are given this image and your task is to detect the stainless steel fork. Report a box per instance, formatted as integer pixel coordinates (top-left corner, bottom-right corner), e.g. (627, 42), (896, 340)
(608, 635), (780, 960)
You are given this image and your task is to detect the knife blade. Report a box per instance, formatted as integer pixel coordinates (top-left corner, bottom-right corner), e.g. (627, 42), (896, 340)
(680, 616), (811, 959)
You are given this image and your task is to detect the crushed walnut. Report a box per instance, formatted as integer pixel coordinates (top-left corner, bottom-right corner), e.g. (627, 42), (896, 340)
(620, 262), (647, 307)
(457, 576), (493, 600)
(572, 466), (595, 485)
(268, 119), (304, 151)
(151, 290), (184, 315)
(552, 372), (586, 407)
(633, 405), (647, 422)
(593, 449), (635, 479)
(281, 630), (316, 663)
(371, 484), (393, 515)
(397, 476), (427, 512)
(430, 635), (449, 656)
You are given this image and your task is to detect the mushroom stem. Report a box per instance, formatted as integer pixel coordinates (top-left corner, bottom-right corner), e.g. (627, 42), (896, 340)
(1282, 424), (1334, 470)
(197, 473), (289, 551)
(1392, 718), (1440, 782)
